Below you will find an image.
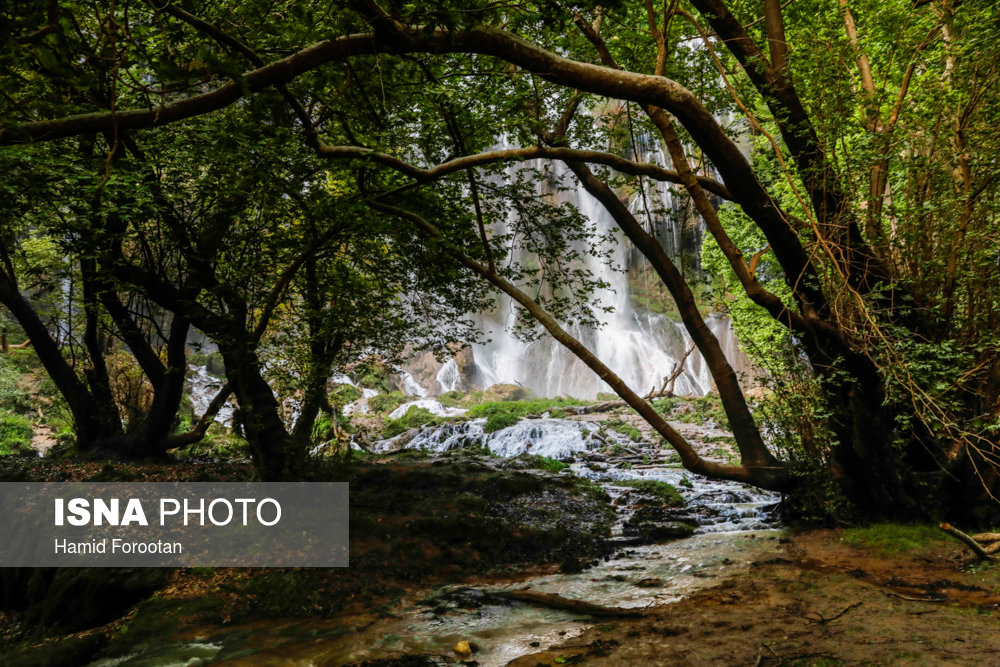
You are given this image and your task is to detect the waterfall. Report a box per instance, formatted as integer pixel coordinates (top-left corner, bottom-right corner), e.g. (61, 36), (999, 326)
(465, 157), (744, 400)
(392, 138), (757, 401)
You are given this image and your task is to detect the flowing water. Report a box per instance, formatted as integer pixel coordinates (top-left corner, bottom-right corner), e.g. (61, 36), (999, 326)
(343, 418), (780, 666)
(95, 414), (780, 667)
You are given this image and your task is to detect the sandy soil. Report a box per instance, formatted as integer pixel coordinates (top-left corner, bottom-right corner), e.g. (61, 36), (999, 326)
(510, 530), (1000, 667)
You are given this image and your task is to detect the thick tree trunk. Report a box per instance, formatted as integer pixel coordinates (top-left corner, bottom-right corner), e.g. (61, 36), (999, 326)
(117, 315), (192, 458)
(219, 338), (303, 480)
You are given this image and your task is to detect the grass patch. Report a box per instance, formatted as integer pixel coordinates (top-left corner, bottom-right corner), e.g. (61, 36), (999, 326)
(382, 406), (438, 438)
(484, 412), (520, 433)
(0, 410), (34, 455)
(617, 480), (685, 506)
(467, 397), (586, 421)
(521, 455), (570, 474)
(841, 523), (946, 555)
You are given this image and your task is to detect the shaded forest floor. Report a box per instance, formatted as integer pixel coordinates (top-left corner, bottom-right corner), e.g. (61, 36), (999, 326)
(2, 457), (1000, 665)
(513, 529), (1000, 667)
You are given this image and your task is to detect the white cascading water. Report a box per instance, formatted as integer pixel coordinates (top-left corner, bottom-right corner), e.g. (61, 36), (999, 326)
(466, 157), (749, 400)
(375, 417), (632, 461)
(399, 371), (429, 397)
(435, 358), (464, 393)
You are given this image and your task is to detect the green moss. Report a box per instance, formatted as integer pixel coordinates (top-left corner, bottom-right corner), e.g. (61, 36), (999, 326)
(567, 475), (612, 504)
(398, 406), (437, 428)
(841, 523), (946, 555)
(651, 396), (681, 414)
(171, 424), (249, 459)
(692, 395), (729, 428)
(312, 415), (337, 442)
(351, 358), (393, 392)
(0, 633), (107, 667)
(186, 349), (225, 376)
(437, 389), (484, 408)
(437, 390), (464, 407)
(617, 480), (685, 506)
(0, 355), (30, 414)
(703, 434), (737, 445)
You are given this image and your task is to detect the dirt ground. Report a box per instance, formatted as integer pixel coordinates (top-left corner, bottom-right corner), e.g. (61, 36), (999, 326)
(510, 530), (1000, 667)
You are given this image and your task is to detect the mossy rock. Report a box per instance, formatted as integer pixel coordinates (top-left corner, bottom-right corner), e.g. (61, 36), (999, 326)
(627, 521), (695, 543)
(483, 383), (533, 402)
(617, 479), (685, 506)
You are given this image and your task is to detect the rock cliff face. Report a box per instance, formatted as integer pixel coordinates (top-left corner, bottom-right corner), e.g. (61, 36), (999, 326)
(395, 344), (484, 396)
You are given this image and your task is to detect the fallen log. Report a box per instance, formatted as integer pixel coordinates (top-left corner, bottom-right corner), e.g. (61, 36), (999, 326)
(939, 523), (997, 561)
(493, 588), (644, 617)
(2, 338), (31, 352)
(563, 400), (626, 415)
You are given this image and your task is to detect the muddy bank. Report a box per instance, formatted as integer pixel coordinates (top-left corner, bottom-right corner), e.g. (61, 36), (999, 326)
(513, 529), (1000, 666)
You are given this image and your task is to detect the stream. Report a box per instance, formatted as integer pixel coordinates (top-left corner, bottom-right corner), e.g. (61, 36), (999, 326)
(89, 416), (782, 667)
(327, 424), (781, 666)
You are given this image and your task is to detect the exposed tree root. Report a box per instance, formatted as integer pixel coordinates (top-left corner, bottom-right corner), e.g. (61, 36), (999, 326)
(939, 523), (998, 561)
